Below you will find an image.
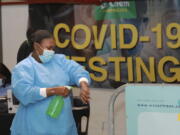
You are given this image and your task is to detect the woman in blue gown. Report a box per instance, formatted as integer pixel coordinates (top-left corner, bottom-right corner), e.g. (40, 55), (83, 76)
(11, 30), (91, 135)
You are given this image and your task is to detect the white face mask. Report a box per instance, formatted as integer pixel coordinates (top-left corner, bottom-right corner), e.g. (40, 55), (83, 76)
(0, 79), (3, 86)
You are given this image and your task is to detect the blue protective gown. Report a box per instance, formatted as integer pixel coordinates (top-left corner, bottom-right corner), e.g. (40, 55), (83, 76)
(11, 54), (90, 135)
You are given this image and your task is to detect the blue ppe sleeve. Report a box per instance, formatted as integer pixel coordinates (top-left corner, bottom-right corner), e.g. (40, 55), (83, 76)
(58, 55), (91, 86)
(12, 65), (45, 106)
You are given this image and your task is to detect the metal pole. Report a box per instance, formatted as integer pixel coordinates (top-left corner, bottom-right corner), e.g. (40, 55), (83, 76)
(107, 84), (126, 135)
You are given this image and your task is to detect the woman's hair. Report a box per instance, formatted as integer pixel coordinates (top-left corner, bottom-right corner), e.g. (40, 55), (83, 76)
(30, 30), (53, 49)
(0, 63), (11, 87)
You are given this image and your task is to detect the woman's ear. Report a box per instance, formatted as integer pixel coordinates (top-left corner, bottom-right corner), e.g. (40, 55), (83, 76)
(34, 42), (40, 46)
(34, 42), (43, 55)
(33, 42), (40, 50)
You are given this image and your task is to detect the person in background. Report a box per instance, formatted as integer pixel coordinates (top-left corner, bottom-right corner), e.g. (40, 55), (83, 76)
(0, 63), (11, 97)
(0, 63), (13, 135)
(11, 30), (91, 135)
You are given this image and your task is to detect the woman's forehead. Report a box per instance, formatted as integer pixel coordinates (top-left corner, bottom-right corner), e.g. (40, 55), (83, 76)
(41, 38), (54, 43)
(40, 38), (55, 48)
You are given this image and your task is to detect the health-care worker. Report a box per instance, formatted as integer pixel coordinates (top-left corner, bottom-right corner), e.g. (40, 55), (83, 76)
(0, 63), (11, 97)
(11, 30), (91, 135)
